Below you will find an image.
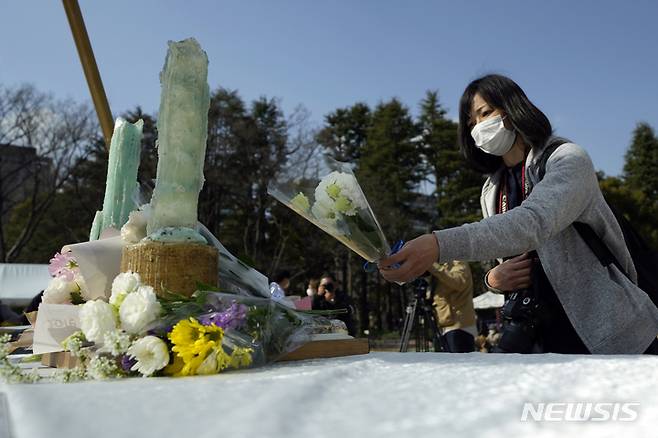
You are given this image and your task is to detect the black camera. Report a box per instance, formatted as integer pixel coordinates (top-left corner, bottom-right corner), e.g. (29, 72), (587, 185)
(494, 256), (541, 354)
(323, 283), (335, 292)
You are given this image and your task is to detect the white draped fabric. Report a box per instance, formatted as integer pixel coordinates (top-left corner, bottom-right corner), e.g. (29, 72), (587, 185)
(1, 352), (657, 438)
(0, 264), (49, 305)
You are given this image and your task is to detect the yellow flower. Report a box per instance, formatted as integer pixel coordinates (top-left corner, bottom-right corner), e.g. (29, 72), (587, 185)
(167, 318), (225, 376)
(230, 347), (253, 369)
(163, 353), (185, 376)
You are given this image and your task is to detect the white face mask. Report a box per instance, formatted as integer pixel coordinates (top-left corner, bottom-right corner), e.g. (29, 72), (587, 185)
(470, 115), (516, 156)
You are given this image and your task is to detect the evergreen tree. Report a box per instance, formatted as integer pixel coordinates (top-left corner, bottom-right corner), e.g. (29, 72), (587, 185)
(418, 90), (483, 229)
(623, 122), (658, 201)
(359, 98), (423, 241)
(316, 103), (371, 161)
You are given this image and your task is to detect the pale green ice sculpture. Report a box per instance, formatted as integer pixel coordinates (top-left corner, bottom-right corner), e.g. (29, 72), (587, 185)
(90, 118), (143, 240)
(89, 211), (103, 241)
(147, 38), (210, 240)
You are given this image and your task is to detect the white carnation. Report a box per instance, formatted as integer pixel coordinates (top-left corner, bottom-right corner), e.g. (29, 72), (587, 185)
(42, 277), (78, 304)
(332, 171), (367, 211)
(110, 271), (142, 308)
(79, 300), (117, 344)
(127, 336), (169, 376)
(312, 171), (367, 222)
(119, 285), (161, 334)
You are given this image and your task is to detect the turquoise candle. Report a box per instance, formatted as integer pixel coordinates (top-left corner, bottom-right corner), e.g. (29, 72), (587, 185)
(147, 38), (210, 237)
(99, 118), (143, 234)
(89, 211), (102, 241)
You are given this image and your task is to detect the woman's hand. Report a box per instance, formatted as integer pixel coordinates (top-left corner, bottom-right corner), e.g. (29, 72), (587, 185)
(378, 234), (439, 283)
(487, 253), (533, 291)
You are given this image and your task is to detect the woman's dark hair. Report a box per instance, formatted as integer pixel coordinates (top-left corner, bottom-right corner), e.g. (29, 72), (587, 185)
(273, 270), (291, 283)
(458, 74), (553, 174)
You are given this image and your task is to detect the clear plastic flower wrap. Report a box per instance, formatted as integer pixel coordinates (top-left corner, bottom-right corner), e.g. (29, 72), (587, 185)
(4, 275), (343, 382)
(268, 156), (391, 263)
(152, 291), (337, 370)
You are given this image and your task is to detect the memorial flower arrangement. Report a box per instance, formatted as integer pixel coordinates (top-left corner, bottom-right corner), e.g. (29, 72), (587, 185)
(1, 269), (339, 383)
(0, 39), (357, 385)
(268, 157), (391, 263)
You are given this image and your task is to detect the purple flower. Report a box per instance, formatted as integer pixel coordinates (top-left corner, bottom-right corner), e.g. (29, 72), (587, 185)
(200, 302), (248, 330)
(121, 354), (137, 373)
(48, 252), (78, 281)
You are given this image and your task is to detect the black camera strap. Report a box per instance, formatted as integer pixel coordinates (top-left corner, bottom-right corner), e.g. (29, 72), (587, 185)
(497, 158), (530, 215)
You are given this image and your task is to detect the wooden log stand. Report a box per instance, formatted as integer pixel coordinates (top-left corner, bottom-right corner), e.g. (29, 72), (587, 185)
(121, 241), (218, 298)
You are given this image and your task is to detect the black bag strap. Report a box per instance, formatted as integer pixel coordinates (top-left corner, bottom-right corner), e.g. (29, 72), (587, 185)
(535, 138), (631, 280)
(572, 222), (629, 279)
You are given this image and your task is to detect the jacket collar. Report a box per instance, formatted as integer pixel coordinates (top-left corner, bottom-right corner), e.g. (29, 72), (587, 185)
(481, 145), (543, 219)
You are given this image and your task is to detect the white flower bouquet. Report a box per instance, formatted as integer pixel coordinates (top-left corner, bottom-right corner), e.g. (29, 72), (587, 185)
(268, 156), (391, 263)
(0, 270), (346, 383)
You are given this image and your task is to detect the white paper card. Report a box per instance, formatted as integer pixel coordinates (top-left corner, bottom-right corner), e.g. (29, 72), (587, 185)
(32, 303), (81, 354)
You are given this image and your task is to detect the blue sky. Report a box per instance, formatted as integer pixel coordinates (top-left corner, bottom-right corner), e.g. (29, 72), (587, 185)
(2, 0), (657, 176)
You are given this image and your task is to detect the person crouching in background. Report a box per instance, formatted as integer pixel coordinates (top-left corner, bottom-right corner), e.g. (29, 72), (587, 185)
(430, 261), (477, 352)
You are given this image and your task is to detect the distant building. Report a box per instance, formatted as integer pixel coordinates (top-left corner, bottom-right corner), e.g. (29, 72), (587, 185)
(0, 144), (40, 223)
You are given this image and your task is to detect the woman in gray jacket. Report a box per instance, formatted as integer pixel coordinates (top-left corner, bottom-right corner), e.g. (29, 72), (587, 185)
(379, 74), (658, 354)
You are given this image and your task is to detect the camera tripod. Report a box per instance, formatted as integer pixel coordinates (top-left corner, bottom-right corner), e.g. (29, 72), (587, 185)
(399, 278), (445, 352)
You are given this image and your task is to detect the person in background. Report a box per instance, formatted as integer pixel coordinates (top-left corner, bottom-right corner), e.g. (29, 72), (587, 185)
(313, 273), (356, 336)
(272, 270), (291, 295)
(430, 261), (476, 352)
(306, 278), (319, 297)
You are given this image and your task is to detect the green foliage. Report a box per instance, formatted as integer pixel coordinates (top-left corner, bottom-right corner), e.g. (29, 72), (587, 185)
(419, 91), (484, 229)
(623, 123), (658, 200)
(599, 174), (658, 250)
(317, 103), (371, 162)
(358, 98), (424, 240)
(594, 123), (658, 250)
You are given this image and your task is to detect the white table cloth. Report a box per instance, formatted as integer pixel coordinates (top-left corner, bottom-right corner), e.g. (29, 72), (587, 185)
(1, 352), (657, 438)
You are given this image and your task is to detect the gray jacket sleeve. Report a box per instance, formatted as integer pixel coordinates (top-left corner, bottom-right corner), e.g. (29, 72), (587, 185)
(434, 143), (598, 262)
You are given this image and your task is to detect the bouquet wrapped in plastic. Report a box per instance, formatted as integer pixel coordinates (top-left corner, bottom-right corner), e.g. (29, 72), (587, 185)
(268, 156), (391, 264)
(1, 207), (348, 382)
(0, 269), (346, 383)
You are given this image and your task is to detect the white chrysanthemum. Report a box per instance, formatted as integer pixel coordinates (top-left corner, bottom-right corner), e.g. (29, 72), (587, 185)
(79, 300), (117, 344)
(101, 330), (132, 356)
(42, 276), (78, 304)
(127, 336), (169, 376)
(119, 285), (161, 334)
(110, 271), (142, 308)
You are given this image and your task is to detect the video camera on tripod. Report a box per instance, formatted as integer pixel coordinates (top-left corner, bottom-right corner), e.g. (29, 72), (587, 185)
(399, 278), (445, 352)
